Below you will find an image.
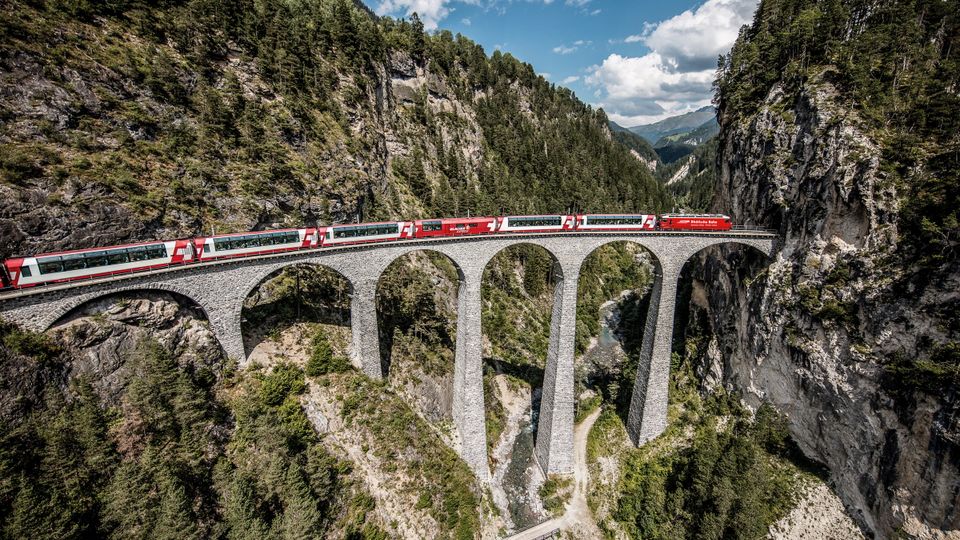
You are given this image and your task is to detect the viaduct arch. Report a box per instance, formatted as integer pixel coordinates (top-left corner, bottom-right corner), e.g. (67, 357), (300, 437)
(0, 232), (776, 482)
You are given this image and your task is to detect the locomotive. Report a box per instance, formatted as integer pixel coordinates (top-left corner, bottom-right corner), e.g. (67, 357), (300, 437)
(0, 213), (732, 289)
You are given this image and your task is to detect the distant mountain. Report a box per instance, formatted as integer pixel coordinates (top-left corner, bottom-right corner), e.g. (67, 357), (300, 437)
(628, 106), (716, 144)
(609, 122), (660, 170)
(653, 116), (720, 147)
(654, 136), (718, 212)
(608, 121), (633, 135)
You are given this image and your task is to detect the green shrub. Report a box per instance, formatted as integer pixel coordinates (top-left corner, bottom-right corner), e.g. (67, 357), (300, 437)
(260, 363), (306, 406)
(2, 326), (62, 364)
(575, 394), (602, 424)
(883, 343), (960, 394)
(612, 398), (802, 539)
(0, 146), (42, 185)
(306, 330), (352, 376)
(539, 475), (573, 516)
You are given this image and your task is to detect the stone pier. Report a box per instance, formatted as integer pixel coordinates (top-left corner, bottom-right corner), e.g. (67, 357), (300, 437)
(535, 258), (580, 474)
(453, 266), (491, 481)
(625, 261), (680, 445)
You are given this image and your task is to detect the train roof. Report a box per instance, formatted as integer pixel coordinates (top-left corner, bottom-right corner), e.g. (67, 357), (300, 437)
(578, 213), (655, 216)
(328, 220), (406, 227)
(501, 214), (570, 218)
(196, 227), (305, 239)
(417, 217), (495, 223)
(13, 238), (186, 260)
(660, 214), (730, 218)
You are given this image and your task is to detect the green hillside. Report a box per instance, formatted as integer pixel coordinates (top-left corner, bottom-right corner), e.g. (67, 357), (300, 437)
(0, 0), (670, 259)
(609, 122), (660, 165)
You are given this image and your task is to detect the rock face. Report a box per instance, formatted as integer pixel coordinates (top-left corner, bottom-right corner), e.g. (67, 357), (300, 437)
(50, 292), (223, 404)
(700, 73), (960, 537)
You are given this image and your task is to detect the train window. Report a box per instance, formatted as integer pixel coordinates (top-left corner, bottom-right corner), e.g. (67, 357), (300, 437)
(108, 249), (130, 265)
(145, 245), (167, 259)
(326, 231), (331, 240)
(585, 216), (646, 225)
(215, 232), (299, 251)
(333, 224), (399, 238)
(20, 266), (32, 277)
(508, 216), (561, 227)
(84, 252), (109, 268)
(128, 247), (149, 262)
(423, 221), (442, 232)
(62, 254), (86, 271)
(38, 258), (63, 274)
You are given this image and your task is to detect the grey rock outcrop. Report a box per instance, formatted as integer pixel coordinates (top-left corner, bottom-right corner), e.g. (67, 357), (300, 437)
(50, 292), (224, 404)
(701, 74), (960, 537)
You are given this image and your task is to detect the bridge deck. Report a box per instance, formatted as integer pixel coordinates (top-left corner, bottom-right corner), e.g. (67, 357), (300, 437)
(0, 230), (775, 301)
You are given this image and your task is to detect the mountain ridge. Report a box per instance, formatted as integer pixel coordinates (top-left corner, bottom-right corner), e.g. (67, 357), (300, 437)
(627, 105), (716, 144)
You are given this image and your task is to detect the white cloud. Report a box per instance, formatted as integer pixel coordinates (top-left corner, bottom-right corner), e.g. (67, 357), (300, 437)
(645, 0), (758, 71)
(376, 0), (603, 30)
(541, 72), (552, 80)
(461, 17), (471, 25)
(561, 75), (580, 84)
(375, 0), (451, 30)
(554, 39), (590, 55)
(589, 9), (601, 15)
(586, 0), (758, 125)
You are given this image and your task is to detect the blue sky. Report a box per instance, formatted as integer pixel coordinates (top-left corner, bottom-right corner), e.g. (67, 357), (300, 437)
(365, 0), (759, 126)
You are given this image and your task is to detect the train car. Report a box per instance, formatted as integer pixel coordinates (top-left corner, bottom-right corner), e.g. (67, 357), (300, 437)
(194, 228), (319, 261)
(4, 239), (196, 289)
(494, 215), (576, 233)
(413, 217), (497, 238)
(0, 263), (11, 289)
(575, 214), (657, 231)
(322, 221), (414, 246)
(657, 214), (732, 231)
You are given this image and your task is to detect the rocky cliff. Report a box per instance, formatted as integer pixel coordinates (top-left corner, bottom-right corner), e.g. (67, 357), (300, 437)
(697, 1), (960, 535)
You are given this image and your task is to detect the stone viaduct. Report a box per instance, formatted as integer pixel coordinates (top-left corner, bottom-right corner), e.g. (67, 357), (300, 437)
(0, 232), (776, 481)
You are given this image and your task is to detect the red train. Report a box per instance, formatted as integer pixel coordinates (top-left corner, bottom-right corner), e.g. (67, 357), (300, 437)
(0, 214), (732, 289)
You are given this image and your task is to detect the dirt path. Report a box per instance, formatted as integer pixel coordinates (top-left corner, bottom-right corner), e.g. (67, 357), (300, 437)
(505, 407), (603, 540)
